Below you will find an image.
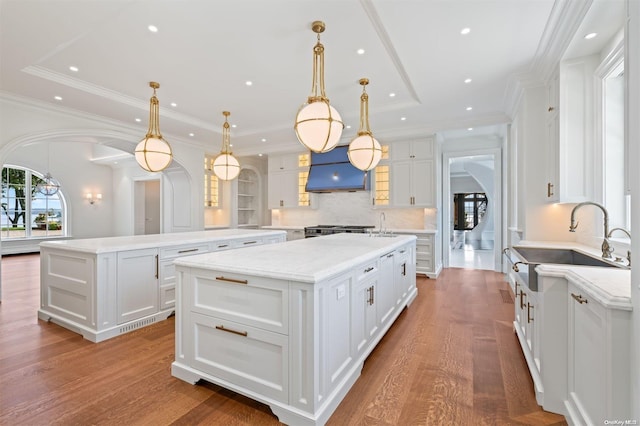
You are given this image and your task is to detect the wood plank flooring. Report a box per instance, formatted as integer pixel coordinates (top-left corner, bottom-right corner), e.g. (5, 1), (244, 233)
(0, 253), (567, 425)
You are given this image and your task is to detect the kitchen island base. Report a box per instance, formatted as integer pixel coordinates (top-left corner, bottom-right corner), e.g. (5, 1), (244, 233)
(171, 233), (417, 425)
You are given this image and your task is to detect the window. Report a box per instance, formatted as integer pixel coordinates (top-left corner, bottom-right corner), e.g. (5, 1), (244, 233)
(453, 193), (487, 230)
(374, 145), (390, 206)
(298, 154), (310, 206)
(1, 166), (66, 239)
(204, 156), (220, 207)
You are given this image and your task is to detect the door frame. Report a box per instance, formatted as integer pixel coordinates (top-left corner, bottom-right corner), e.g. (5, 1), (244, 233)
(133, 176), (162, 235)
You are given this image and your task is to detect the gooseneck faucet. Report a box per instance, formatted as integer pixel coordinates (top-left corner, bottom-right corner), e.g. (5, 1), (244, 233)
(379, 212), (386, 235)
(607, 227), (631, 266)
(569, 201), (613, 259)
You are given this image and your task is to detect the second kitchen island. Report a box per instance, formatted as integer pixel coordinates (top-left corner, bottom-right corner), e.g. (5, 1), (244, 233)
(171, 233), (417, 426)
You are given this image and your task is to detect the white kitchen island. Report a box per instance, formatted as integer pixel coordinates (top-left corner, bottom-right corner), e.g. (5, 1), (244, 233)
(171, 233), (417, 426)
(38, 229), (286, 342)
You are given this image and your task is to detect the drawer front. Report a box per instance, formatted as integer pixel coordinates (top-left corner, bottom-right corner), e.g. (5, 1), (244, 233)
(160, 284), (175, 310)
(190, 313), (288, 403)
(160, 244), (210, 260)
(232, 238), (264, 248)
(190, 271), (289, 334)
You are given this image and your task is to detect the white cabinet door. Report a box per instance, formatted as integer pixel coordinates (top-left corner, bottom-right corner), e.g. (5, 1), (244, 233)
(391, 139), (433, 160)
(268, 170), (299, 209)
(390, 160), (434, 207)
(352, 262), (379, 357)
(377, 251), (396, 326)
(390, 161), (412, 207)
(116, 248), (159, 324)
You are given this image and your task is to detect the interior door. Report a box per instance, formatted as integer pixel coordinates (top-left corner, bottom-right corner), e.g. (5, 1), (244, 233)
(134, 179), (161, 235)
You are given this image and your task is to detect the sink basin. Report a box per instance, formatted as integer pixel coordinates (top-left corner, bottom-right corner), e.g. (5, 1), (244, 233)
(505, 246), (627, 291)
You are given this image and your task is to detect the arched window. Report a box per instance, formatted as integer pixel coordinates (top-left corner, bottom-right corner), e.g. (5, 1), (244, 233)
(1, 166), (67, 239)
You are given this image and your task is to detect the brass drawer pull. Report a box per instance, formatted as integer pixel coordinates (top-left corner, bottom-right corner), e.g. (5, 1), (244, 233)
(216, 276), (248, 285)
(178, 248), (199, 254)
(215, 325), (248, 337)
(571, 293), (588, 304)
(527, 303), (534, 323)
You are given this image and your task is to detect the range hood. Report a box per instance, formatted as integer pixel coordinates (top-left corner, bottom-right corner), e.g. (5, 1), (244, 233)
(305, 145), (370, 193)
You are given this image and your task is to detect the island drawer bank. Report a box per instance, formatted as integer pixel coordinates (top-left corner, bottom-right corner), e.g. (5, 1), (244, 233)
(38, 229), (286, 342)
(171, 233), (417, 426)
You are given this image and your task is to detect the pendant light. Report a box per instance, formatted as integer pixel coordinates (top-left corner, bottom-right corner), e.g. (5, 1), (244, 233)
(36, 142), (60, 196)
(212, 111), (240, 181)
(135, 82), (173, 172)
(348, 78), (382, 171)
(294, 20), (344, 153)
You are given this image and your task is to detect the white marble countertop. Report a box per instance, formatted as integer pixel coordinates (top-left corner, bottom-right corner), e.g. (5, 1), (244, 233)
(174, 233), (417, 283)
(261, 225), (306, 230)
(39, 229), (287, 254)
(516, 240), (632, 310)
(261, 225), (437, 234)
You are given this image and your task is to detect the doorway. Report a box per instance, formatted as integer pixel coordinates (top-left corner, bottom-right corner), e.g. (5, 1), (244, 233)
(134, 179), (161, 235)
(442, 149), (502, 271)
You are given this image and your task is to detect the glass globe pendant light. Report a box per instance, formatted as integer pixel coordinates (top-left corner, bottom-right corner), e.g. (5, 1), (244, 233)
(294, 20), (344, 153)
(36, 142), (60, 196)
(348, 78), (382, 171)
(212, 111), (240, 181)
(135, 82), (173, 172)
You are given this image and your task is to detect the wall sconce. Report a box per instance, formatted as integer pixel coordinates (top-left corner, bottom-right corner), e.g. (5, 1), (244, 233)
(86, 193), (102, 205)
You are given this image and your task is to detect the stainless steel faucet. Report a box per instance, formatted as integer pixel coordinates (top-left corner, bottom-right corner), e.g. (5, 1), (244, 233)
(569, 201), (613, 259)
(379, 212), (386, 235)
(607, 227), (631, 266)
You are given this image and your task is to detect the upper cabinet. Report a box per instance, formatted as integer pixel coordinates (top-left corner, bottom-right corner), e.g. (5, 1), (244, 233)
(388, 138), (436, 208)
(267, 153), (314, 209)
(236, 168), (259, 227)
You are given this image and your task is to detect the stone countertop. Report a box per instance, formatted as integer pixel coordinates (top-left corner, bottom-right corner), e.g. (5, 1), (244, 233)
(174, 232), (417, 283)
(516, 240), (632, 310)
(261, 225), (306, 230)
(261, 225), (437, 234)
(39, 229), (287, 254)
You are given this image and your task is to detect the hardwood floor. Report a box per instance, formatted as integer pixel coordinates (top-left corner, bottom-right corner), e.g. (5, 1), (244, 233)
(0, 254), (566, 425)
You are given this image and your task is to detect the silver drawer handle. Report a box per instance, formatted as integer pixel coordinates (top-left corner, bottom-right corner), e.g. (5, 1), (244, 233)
(217, 244), (229, 248)
(243, 240), (258, 245)
(215, 325), (248, 337)
(178, 248), (199, 254)
(571, 293), (588, 304)
(364, 266), (374, 273)
(216, 276), (248, 285)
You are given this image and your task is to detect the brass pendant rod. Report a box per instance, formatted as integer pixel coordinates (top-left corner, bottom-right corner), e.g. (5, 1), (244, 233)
(358, 79), (372, 136)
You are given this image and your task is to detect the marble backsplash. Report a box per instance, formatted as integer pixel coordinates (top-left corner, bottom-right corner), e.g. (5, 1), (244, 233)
(271, 191), (437, 230)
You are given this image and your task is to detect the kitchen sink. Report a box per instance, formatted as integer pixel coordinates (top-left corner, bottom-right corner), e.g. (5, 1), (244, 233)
(505, 246), (627, 291)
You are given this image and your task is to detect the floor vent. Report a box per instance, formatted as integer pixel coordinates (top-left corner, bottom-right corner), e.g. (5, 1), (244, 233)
(119, 317), (156, 334)
(499, 289), (514, 304)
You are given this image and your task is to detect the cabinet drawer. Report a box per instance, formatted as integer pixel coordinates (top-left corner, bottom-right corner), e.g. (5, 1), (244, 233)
(190, 271), (288, 334)
(355, 259), (379, 281)
(190, 313), (288, 403)
(160, 244), (210, 260)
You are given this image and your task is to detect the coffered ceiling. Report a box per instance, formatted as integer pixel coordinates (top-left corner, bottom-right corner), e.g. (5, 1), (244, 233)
(0, 0), (625, 158)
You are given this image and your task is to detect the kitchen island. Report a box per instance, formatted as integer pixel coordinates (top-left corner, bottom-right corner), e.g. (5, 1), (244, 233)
(171, 233), (417, 426)
(38, 229), (286, 342)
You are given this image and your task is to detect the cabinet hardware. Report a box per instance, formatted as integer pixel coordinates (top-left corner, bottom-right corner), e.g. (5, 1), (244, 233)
(571, 293), (588, 304)
(215, 325), (248, 337)
(279, 200), (283, 207)
(399, 249), (406, 254)
(520, 291), (526, 310)
(178, 248), (199, 254)
(548, 106), (555, 112)
(364, 266), (374, 273)
(527, 303), (534, 323)
(215, 276), (248, 285)
(402, 262), (406, 276)
(386, 253), (394, 258)
(515, 282), (520, 298)
(155, 254), (159, 279)
(217, 244), (229, 248)
(370, 286), (374, 305)
(243, 240), (257, 245)
(547, 182), (554, 197)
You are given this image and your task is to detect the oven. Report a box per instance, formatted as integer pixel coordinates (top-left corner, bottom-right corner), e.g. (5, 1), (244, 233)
(304, 225), (375, 238)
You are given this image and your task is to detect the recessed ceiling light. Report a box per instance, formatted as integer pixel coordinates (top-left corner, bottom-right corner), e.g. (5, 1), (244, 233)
(401, 117), (407, 121)
(467, 127), (473, 131)
(189, 133), (195, 137)
(389, 93), (396, 97)
(466, 106), (473, 111)
(231, 124), (237, 128)
(460, 28), (471, 35)
(357, 48), (365, 55)
(148, 25), (158, 33)
(69, 66), (79, 72)
(170, 102), (177, 107)
(258, 153), (263, 157)
(230, 144), (233, 147)
(464, 78), (472, 84)
(245, 81), (253, 86)
(584, 32), (597, 40)
(54, 96), (62, 101)
(261, 138), (267, 142)
(135, 118), (142, 122)
(345, 125), (351, 129)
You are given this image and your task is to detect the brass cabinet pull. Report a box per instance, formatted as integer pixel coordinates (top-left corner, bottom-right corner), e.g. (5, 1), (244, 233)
(215, 276), (248, 285)
(279, 200), (284, 207)
(571, 293), (588, 304)
(155, 254), (159, 279)
(370, 286), (374, 305)
(215, 325), (248, 337)
(243, 240), (257, 245)
(547, 182), (554, 197)
(548, 106), (555, 112)
(514, 282), (520, 298)
(520, 291), (526, 310)
(527, 303), (534, 323)
(178, 248), (199, 254)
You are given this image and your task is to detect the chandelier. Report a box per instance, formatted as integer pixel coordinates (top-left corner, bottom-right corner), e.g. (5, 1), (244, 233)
(135, 82), (173, 172)
(212, 111), (240, 181)
(36, 142), (60, 196)
(294, 21), (344, 153)
(348, 78), (382, 171)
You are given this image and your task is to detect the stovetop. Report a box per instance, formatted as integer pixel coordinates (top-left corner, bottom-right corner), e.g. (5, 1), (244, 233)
(304, 225), (375, 237)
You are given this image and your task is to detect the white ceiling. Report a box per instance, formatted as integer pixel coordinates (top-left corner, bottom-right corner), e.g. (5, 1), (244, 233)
(0, 0), (626, 159)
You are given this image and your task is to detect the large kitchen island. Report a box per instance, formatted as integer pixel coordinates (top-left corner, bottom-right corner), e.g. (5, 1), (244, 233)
(171, 233), (417, 426)
(38, 229), (286, 342)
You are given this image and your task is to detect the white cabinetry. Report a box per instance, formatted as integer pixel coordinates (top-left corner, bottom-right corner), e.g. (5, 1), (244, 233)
(236, 168), (259, 227)
(172, 235), (417, 426)
(394, 231), (440, 278)
(38, 230), (286, 342)
(566, 282), (631, 425)
(389, 139), (435, 207)
(268, 153), (313, 209)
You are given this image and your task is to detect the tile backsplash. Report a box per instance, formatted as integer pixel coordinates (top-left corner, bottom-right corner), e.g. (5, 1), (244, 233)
(271, 191), (436, 230)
